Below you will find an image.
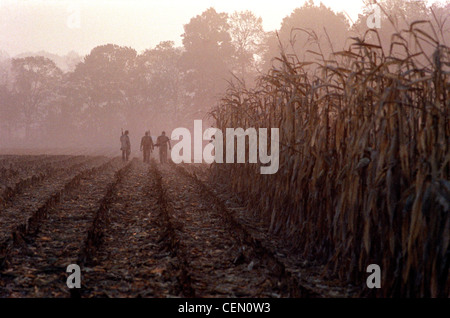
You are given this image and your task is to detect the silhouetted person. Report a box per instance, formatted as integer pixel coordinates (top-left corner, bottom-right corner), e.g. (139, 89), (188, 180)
(120, 130), (131, 161)
(155, 131), (171, 164)
(140, 131), (154, 163)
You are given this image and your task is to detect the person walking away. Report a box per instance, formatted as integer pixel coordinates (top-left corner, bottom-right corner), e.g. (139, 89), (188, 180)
(140, 131), (154, 163)
(120, 130), (131, 161)
(155, 131), (171, 164)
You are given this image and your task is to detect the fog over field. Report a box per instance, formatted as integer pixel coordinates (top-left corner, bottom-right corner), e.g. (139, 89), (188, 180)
(0, 0), (446, 154)
(0, 0), (448, 300)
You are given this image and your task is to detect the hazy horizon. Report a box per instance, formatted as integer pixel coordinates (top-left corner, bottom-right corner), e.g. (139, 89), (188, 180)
(0, 0), (370, 57)
(1, 0), (447, 150)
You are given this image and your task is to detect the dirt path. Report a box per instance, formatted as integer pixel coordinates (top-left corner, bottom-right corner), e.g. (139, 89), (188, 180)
(81, 159), (179, 297)
(154, 162), (292, 297)
(78, 159), (292, 297)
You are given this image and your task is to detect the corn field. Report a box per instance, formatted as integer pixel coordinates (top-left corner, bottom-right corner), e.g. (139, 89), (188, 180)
(211, 21), (449, 297)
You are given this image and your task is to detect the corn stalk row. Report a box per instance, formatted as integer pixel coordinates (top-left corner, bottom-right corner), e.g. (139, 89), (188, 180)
(211, 22), (449, 297)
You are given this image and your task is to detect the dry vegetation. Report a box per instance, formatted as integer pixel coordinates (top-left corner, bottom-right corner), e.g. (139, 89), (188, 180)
(211, 20), (449, 297)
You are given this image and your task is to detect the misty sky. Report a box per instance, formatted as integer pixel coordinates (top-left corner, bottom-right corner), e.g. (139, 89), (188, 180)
(0, 0), (440, 56)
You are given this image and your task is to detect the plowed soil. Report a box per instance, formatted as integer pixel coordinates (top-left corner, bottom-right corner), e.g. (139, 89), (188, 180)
(0, 155), (357, 298)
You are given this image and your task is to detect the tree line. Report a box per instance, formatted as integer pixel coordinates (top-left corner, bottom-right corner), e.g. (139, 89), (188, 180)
(0, 0), (447, 149)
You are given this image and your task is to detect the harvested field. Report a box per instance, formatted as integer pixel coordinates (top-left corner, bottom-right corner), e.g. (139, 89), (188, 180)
(0, 155), (354, 298)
